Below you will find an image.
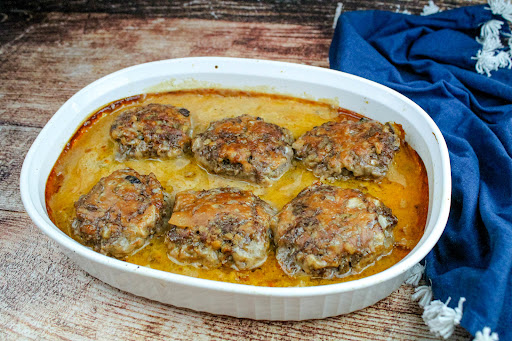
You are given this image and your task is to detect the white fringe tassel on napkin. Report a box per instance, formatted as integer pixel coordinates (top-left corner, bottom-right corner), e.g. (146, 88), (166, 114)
(422, 297), (466, 339)
(474, 327), (500, 341)
(332, 2), (344, 29)
(472, 0), (512, 76)
(405, 264), (499, 340)
(421, 1), (441, 16)
(488, 0), (512, 22)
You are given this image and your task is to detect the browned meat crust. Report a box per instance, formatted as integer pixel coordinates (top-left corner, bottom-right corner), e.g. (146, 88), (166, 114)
(110, 103), (192, 160)
(293, 118), (400, 181)
(72, 168), (171, 258)
(192, 115), (294, 185)
(271, 182), (397, 279)
(165, 187), (275, 270)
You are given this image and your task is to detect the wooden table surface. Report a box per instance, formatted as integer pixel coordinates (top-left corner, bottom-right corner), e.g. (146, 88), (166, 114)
(0, 1), (483, 340)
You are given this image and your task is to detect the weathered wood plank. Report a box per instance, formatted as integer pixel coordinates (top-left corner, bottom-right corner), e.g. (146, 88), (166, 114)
(0, 11), (47, 49)
(0, 14), (331, 128)
(0, 211), (471, 340)
(0, 126), (40, 212)
(1, 0), (488, 26)
(0, 1), (488, 128)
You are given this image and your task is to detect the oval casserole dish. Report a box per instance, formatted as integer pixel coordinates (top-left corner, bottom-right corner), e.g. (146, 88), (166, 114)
(20, 57), (451, 320)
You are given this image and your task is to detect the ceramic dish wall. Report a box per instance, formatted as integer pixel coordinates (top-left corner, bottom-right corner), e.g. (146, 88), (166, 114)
(20, 57), (451, 320)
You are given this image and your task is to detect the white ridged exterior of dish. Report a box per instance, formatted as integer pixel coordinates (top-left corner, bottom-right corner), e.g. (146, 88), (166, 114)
(21, 57), (451, 320)
(62, 247), (406, 319)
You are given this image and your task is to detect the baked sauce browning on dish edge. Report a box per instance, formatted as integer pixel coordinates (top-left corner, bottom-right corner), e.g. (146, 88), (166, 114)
(46, 89), (429, 287)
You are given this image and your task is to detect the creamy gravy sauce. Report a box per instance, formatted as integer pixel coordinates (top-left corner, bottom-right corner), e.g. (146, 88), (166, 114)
(46, 89), (428, 287)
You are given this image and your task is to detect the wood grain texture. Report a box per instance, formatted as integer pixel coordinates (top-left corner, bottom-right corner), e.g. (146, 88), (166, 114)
(0, 0), (482, 339)
(0, 14), (331, 128)
(0, 126), (39, 212)
(2, 0), (487, 24)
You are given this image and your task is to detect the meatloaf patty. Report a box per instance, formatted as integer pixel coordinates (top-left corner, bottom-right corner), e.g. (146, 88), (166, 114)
(72, 168), (171, 258)
(192, 115), (294, 185)
(293, 118), (400, 180)
(110, 103), (192, 160)
(271, 182), (397, 279)
(165, 187), (275, 270)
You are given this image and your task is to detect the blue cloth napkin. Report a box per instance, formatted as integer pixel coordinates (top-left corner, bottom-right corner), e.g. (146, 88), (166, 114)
(330, 5), (512, 339)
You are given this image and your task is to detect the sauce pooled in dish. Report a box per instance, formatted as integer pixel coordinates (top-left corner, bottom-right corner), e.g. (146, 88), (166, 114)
(46, 89), (428, 287)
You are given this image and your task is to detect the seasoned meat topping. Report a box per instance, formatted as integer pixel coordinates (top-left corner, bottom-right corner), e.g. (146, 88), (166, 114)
(165, 187), (275, 270)
(293, 118), (400, 180)
(271, 182), (397, 279)
(192, 114), (294, 185)
(72, 168), (171, 258)
(110, 103), (192, 160)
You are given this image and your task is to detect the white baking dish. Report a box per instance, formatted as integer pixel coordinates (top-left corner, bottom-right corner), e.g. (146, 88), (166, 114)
(20, 57), (451, 320)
